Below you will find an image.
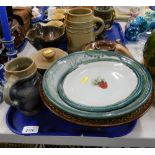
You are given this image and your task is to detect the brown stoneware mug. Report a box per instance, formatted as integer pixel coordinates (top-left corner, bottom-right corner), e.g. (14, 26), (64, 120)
(66, 8), (105, 53)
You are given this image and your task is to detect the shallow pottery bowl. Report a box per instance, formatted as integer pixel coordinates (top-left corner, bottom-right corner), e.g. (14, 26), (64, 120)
(26, 26), (65, 50)
(82, 40), (134, 59)
(42, 51), (153, 119)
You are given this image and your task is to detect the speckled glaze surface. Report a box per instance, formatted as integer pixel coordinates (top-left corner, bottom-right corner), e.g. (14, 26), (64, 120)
(42, 51), (153, 119)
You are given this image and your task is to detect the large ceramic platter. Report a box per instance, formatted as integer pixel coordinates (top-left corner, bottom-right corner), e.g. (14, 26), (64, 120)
(40, 87), (154, 127)
(43, 51), (153, 119)
(58, 59), (143, 112)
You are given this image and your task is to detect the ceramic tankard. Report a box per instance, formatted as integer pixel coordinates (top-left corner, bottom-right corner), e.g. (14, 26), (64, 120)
(66, 8), (105, 53)
(94, 6), (115, 30)
(3, 57), (42, 115)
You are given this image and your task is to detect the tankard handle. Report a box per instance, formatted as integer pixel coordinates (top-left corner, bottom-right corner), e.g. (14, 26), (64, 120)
(3, 75), (19, 107)
(93, 16), (105, 37)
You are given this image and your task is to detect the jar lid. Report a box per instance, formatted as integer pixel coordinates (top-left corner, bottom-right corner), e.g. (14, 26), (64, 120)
(31, 48), (68, 70)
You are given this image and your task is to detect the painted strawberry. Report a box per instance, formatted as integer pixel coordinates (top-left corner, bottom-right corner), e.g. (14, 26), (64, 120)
(98, 81), (108, 89)
(93, 77), (108, 89)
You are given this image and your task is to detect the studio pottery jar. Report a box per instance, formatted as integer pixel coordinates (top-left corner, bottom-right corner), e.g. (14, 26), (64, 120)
(3, 57), (42, 115)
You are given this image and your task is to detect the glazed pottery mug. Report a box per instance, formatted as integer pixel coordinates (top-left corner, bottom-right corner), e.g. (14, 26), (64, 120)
(66, 8), (105, 52)
(94, 6), (115, 30)
(3, 57), (42, 115)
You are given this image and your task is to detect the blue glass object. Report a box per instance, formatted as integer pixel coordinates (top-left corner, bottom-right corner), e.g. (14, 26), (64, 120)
(100, 22), (126, 45)
(0, 6), (12, 41)
(144, 11), (155, 30)
(125, 26), (140, 41)
(125, 16), (149, 41)
(0, 7), (17, 59)
(2, 37), (17, 60)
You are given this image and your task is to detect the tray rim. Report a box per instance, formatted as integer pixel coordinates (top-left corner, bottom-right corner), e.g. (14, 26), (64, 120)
(5, 105), (137, 136)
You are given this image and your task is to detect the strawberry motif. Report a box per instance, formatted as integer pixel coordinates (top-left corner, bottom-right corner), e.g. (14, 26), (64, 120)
(93, 77), (108, 89)
(98, 81), (108, 89)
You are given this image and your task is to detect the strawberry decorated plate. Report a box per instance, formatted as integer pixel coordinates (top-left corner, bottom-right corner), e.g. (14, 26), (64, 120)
(42, 51), (152, 119)
(58, 60), (143, 112)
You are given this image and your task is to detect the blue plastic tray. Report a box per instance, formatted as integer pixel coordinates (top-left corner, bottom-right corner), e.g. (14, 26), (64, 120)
(6, 106), (137, 137)
(102, 22), (126, 45)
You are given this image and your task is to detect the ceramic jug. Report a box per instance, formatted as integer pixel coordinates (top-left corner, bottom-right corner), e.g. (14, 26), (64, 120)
(66, 8), (105, 53)
(3, 57), (42, 115)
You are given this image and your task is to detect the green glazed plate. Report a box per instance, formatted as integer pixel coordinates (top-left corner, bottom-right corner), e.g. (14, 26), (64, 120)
(43, 51), (153, 119)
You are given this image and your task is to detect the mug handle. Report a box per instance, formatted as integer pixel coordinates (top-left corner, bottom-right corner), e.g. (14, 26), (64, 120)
(3, 75), (19, 107)
(93, 16), (105, 37)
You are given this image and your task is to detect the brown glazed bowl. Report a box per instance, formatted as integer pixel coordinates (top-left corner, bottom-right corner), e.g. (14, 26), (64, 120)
(26, 25), (65, 50)
(82, 40), (134, 59)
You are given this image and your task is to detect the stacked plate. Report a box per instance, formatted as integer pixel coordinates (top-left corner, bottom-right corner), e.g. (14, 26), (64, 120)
(41, 51), (153, 127)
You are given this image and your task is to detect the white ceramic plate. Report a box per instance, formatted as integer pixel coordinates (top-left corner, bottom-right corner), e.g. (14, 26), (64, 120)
(62, 61), (138, 107)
